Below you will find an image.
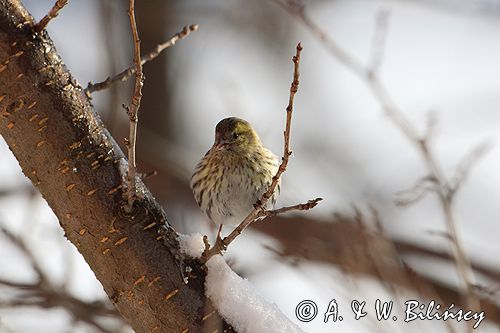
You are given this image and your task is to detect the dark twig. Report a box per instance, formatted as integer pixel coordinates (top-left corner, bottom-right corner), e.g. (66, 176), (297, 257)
(273, 0), (485, 314)
(123, 0), (143, 212)
(85, 24), (199, 95)
(256, 198), (322, 218)
(201, 43), (321, 261)
(34, 0), (69, 33)
(0, 226), (48, 285)
(0, 226), (122, 333)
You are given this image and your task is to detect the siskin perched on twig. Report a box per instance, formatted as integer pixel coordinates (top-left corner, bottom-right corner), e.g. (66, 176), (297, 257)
(191, 117), (279, 238)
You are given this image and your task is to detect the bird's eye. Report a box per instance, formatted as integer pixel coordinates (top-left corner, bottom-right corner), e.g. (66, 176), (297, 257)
(232, 132), (239, 140)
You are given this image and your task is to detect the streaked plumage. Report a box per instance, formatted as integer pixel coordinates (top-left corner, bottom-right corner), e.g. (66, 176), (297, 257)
(191, 117), (279, 226)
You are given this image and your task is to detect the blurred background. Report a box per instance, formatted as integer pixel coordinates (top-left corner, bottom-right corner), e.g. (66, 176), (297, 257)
(1, 0), (499, 332)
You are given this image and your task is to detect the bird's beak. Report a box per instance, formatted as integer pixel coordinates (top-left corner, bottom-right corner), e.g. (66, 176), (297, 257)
(214, 140), (227, 150)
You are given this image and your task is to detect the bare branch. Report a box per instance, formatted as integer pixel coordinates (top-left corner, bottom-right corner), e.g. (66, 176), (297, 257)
(368, 8), (390, 74)
(85, 24), (199, 95)
(0, 225), (48, 285)
(395, 175), (437, 206)
(0, 226), (123, 333)
(448, 140), (491, 197)
(273, 0), (483, 313)
(123, 0), (143, 212)
(34, 0), (68, 33)
(257, 198), (322, 218)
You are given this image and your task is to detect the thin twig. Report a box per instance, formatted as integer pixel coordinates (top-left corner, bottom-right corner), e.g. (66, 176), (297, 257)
(202, 43), (308, 261)
(448, 140), (491, 197)
(395, 175), (437, 207)
(123, 0), (143, 212)
(257, 198), (322, 218)
(0, 226), (48, 285)
(368, 8), (390, 74)
(273, 0), (484, 314)
(85, 24), (199, 95)
(34, 0), (69, 33)
(0, 226), (122, 333)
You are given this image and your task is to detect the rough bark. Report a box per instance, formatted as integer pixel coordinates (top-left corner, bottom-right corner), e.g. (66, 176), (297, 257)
(0, 1), (227, 332)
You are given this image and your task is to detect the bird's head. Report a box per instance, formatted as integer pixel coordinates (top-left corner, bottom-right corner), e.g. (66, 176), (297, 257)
(214, 117), (261, 151)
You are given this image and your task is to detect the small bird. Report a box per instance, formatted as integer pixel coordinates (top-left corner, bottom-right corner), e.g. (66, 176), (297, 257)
(191, 117), (279, 237)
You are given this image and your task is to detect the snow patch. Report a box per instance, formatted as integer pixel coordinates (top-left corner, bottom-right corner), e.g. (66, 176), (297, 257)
(177, 233), (205, 258)
(205, 255), (305, 333)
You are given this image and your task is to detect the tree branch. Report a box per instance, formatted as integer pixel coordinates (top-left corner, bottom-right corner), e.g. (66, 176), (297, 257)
(0, 1), (230, 331)
(273, 0), (484, 313)
(84, 24), (198, 95)
(123, 0), (143, 212)
(34, 0), (68, 33)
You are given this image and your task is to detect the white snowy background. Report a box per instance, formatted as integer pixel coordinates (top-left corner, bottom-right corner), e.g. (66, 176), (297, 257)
(1, 0), (499, 332)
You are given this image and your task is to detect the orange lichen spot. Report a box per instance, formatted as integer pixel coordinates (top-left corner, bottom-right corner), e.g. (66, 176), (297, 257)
(108, 218), (118, 233)
(86, 189), (97, 196)
(102, 248), (110, 255)
(16, 73), (24, 80)
(0, 65), (6, 73)
(38, 117), (49, 125)
(29, 114), (39, 122)
(37, 125), (47, 132)
(90, 160), (99, 167)
(0, 95), (5, 103)
(151, 326), (159, 332)
(66, 183), (76, 192)
(164, 289), (179, 301)
(127, 291), (134, 300)
(100, 236), (109, 243)
(1, 111), (10, 117)
(202, 311), (215, 321)
(107, 185), (122, 195)
(138, 298), (144, 305)
(65, 213), (72, 219)
(31, 170), (36, 175)
(14, 51), (24, 57)
(36, 140), (45, 147)
(6, 122), (14, 129)
(134, 275), (145, 286)
(143, 222), (156, 231)
(148, 276), (161, 287)
(79, 228), (86, 236)
(69, 141), (81, 149)
(59, 158), (69, 166)
(60, 166), (70, 174)
(114, 237), (128, 246)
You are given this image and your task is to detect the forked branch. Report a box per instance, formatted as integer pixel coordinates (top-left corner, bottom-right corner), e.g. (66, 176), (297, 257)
(34, 0), (69, 33)
(85, 24), (198, 95)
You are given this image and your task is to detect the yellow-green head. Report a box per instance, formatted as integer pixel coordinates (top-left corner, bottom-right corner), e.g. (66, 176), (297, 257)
(214, 117), (261, 150)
